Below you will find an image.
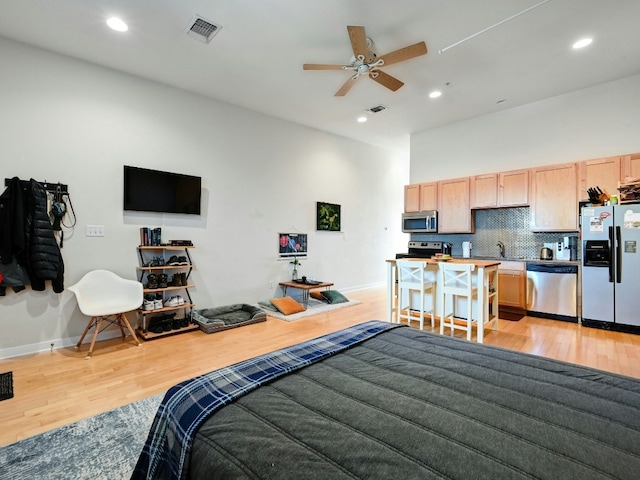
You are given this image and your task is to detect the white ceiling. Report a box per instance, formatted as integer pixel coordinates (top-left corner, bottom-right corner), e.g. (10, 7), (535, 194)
(2, 0), (640, 152)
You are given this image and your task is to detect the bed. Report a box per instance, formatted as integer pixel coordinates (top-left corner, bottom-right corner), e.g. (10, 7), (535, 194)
(132, 320), (640, 479)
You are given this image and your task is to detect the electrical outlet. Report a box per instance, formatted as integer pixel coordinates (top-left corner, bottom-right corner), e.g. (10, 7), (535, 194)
(86, 225), (105, 237)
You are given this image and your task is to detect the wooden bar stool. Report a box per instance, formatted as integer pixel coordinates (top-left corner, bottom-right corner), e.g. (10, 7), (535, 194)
(396, 260), (435, 330)
(438, 262), (479, 341)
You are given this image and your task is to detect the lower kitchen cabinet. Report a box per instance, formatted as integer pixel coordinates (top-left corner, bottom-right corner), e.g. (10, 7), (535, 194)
(498, 261), (526, 311)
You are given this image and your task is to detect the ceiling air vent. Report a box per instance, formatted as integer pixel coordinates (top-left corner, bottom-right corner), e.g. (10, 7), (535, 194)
(367, 105), (387, 114)
(186, 16), (222, 44)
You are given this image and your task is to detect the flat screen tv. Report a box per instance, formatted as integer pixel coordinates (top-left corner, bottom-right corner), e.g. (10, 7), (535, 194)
(278, 233), (308, 258)
(123, 166), (202, 215)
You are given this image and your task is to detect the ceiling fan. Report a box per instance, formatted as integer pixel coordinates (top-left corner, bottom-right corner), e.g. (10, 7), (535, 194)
(303, 25), (428, 96)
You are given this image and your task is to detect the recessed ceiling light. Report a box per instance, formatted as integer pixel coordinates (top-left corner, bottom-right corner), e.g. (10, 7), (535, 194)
(572, 37), (592, 49)
(429, 90), (442, 99)
(357, 116), (368, 123)
(107, 17), (128, 32)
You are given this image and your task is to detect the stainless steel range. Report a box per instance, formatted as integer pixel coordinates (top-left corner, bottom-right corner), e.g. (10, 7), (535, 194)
(396, 241), (451, 259)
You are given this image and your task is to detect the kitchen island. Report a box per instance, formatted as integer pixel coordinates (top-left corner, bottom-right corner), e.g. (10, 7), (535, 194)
(386, 257), (500, 342)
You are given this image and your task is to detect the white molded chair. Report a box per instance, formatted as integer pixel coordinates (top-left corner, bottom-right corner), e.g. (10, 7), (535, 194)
(68, 270), (143, 359)
(396, 260), (436, 330)
(438, 262), (480, 342)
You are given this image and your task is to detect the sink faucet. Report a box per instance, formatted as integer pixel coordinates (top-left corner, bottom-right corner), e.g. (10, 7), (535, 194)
(497, 241), (505, 258)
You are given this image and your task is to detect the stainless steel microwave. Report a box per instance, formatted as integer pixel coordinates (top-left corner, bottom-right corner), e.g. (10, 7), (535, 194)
(402, 211), (438, 233)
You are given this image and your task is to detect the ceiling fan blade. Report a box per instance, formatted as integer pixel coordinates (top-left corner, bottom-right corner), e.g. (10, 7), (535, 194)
(370, 70), (404, 91)
(335, 76), (358, 96)
(347, 25), (369, 60)
(378, 41), (428, 67)
(303, 64), (346, 70)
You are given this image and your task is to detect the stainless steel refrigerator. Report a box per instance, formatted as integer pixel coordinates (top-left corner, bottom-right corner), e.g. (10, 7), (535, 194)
(581, 204), (640, 326)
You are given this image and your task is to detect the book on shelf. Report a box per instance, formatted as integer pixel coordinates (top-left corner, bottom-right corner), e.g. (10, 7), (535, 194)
(140, 227), (162, 246)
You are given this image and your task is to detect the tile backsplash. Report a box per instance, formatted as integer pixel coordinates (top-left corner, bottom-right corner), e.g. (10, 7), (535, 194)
(411, 207), (579, 259)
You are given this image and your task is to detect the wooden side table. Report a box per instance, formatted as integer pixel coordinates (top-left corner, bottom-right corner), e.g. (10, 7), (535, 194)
(278, 281), (333, 307)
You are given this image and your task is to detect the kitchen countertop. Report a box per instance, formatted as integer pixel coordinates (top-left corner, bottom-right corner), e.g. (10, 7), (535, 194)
(464, 256), (581, 265)
(387, 257), (501, 267)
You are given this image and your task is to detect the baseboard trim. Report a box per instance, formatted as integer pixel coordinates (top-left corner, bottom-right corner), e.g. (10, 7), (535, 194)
(0, 329), (124, 360)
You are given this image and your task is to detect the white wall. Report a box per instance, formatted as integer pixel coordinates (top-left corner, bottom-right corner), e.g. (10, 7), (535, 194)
(410, 74), (640, 181)
(0, 38), (409, 357)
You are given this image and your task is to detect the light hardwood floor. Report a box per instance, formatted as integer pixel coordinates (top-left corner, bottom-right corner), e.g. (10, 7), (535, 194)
(2, 285), (640, 447)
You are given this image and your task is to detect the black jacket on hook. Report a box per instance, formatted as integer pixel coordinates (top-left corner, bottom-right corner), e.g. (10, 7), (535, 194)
(0, 177), (64, 294)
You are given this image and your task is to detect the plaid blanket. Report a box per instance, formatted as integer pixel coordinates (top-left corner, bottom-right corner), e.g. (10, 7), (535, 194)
(131, 320), (402, 480)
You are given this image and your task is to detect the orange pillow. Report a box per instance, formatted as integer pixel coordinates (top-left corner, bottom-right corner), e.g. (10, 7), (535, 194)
(270, 296), (305, 315)
(310, 291), (326, 301)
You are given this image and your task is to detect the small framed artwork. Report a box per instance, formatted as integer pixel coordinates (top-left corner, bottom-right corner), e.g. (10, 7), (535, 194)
(278, 233), (308, 258)
(316, 201), (341, 231)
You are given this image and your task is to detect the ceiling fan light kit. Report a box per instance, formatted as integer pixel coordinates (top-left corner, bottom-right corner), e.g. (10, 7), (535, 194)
(303, 25), (428, 96)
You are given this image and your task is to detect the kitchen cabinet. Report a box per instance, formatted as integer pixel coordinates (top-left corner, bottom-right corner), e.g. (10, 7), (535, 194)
(471, 169), (529, 209)
(622, 153), (640, 180)
(404, 184), (420, 212)
(404, 182), (438, 212)
(470, 174), (497, 208)
(530, 163), (578, 231)
(499, 169), (529, 206)
(578, 156), (621, 201)
(438, 177), (474, 233)
(497, 261), (526, 311)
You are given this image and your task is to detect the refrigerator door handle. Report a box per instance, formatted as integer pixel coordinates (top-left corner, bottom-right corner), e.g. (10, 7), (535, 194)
(608, 226), (614, 283)
(616, 225), (622, 283)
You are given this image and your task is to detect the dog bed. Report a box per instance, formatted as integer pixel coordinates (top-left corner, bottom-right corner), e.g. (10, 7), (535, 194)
(193, 304), (267, 334)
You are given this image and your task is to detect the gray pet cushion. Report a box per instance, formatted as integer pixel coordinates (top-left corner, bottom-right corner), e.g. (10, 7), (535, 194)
(193, 304), (267, 333)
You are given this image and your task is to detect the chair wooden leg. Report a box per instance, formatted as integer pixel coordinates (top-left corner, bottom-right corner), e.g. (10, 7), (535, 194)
(116, 316), (127, 339)
(76, 316), (96, 350)
(86, 316), (104, 359)
(466, 297), (473, 342)
(118, 313), (141, 347)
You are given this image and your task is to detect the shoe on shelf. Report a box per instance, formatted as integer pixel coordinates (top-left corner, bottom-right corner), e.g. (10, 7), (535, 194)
(180, 272), (188, 286)
(145, 273), (158, 289)
(164, 295), (185, 308)
(167, 255), (181, 266)
(154, 293), (163, 310)
(149, 318), (164, 334)
(157, 273), (168, 288)
(177, 256), (189, 265)
(142, 295), (155, 311)
(169, 274), (182, 286)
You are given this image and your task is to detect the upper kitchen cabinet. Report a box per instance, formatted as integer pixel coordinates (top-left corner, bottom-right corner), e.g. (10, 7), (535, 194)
(530, 163), (578, 231)
(470, 174), (497, 208)
(404, 184), (420, 212)
(578, 156), (621, 201)
(622, 153), (640, 180)
(470, 169), (529, 209)
(499, 169), (529, 206)
(438, 177), (474, 233)
(404, 182), (438, 212)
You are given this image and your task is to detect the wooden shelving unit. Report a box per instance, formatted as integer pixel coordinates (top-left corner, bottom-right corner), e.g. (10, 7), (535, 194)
(136, 245), (199, 340)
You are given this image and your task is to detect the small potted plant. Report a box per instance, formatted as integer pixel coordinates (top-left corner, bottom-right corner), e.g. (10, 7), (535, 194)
(290, 257), (301, 280)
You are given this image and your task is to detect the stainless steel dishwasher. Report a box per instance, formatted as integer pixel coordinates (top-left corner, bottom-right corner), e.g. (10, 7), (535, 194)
(526, 263), (578, 322)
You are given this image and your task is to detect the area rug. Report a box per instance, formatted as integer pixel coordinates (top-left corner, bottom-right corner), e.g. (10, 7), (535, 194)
(499, 311), (525, 321)
(258, 297), (362, 321)
(0, 393), (163, 480)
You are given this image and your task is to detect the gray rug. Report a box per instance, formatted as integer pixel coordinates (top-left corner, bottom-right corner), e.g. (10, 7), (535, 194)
(0, 393), (163, 480)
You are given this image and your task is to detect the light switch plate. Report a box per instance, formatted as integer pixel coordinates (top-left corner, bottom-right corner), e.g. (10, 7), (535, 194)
(86, 225), (105, 237)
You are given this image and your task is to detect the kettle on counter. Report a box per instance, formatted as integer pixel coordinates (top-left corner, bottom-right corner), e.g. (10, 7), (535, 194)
(540, 247), (553, 260)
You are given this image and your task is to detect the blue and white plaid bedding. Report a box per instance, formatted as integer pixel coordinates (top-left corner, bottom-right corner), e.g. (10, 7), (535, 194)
(131, 320), (401, 480)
